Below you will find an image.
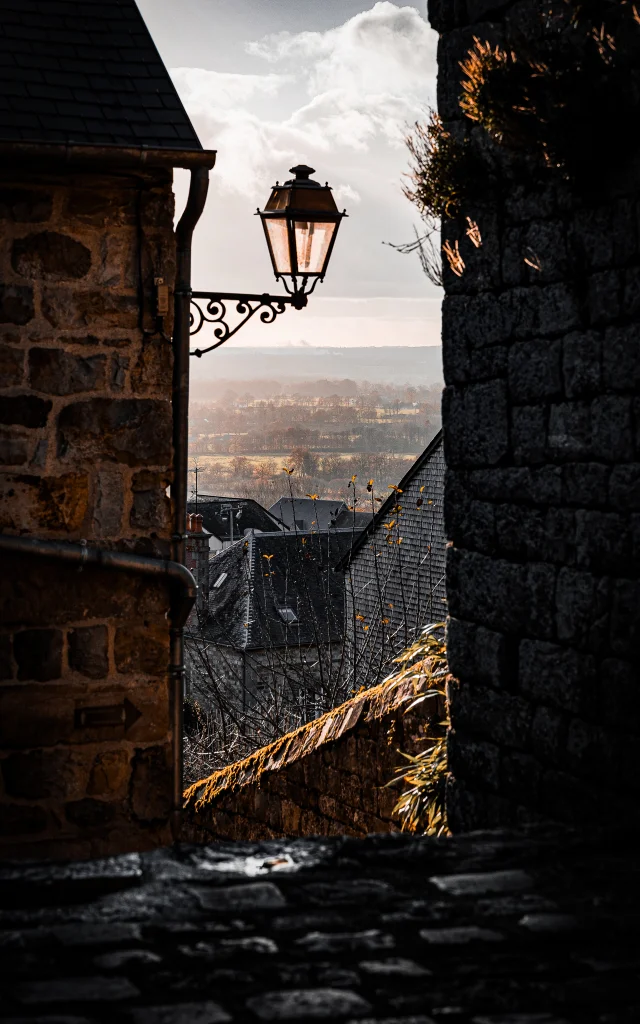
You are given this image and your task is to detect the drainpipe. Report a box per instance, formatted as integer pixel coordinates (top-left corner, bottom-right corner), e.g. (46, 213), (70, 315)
(171, 166), (210, 837)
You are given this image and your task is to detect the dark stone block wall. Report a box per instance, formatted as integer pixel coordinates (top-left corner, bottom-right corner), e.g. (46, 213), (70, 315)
(431, 1), (640, 828)
(182, 675), (439, 841)
(0, 170), (176, 858)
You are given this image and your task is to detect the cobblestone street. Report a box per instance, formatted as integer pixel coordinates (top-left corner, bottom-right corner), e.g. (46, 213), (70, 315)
(1, 827), (637, 1023)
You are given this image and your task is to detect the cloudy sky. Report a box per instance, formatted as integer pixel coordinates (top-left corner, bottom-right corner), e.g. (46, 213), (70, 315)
(137, 0), (441, 349)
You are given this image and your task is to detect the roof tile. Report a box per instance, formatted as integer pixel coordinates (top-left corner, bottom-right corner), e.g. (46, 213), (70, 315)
(0, 0), (202, 151)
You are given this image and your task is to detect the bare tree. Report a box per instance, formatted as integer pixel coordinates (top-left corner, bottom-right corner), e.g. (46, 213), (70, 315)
(183, 459), (445, 786)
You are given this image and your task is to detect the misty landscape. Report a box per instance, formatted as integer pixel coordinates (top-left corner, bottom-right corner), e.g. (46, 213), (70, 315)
(189, 345), (443, 508)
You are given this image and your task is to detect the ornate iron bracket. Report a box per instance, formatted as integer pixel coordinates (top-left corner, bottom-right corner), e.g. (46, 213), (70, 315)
(187, 290), (310, 357)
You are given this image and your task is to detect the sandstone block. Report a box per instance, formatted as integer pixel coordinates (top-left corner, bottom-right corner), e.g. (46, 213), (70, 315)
(57, 398), (172, 467)
(0, 687), (74, 748)
(67, 188), (136, 227)
(14, 628), (63, 681)
(68, 625), (109, 679)
(110, 353), (129, 391)
(12, 231), (92, 281)
(0, 394), (51, 428)
(131, 745), (172, 822)
(65, 797), (116, 828)
(0, 342), (24, 386)
(29, 348), (106, 395)
(131, 337), (173, 394)
(92, 465), (124, 538)
(0, 435), (31, 466)
(114, 624), (167, 676)
(42, 288), (138, 330)
(0, 803), (48, 837)
(1, 748), (86, 801)
(0, 284), (34, 324)
(130, 470), (171, 531)
(30, 472), (89, 532)
(0, 186), (53, 222)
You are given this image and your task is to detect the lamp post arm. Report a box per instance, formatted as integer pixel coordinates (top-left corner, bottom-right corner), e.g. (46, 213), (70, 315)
(180, 290), (309, 358)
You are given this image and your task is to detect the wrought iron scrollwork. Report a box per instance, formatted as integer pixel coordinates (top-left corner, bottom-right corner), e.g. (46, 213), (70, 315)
(188, 291), (307, 357)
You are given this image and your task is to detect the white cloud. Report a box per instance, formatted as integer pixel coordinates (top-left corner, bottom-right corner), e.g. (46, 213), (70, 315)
(247, 2), (436, 100)
(170, 3), (436, 197)
(170, 68), (292, 111)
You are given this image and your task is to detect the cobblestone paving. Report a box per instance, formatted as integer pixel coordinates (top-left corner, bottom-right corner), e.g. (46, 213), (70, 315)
(0, 827), (637, 1023)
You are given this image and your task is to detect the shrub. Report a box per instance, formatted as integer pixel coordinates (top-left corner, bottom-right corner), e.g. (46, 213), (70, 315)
(384, 623), (450, 837)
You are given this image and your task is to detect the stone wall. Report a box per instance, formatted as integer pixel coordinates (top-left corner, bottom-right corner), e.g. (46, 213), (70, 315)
(0, 170), (176, 858)
(432, 1), (640, 828)
(182, 669), (439, 840)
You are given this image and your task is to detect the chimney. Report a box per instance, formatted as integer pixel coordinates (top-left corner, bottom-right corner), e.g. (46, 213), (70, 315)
(185, 514), (209, 627)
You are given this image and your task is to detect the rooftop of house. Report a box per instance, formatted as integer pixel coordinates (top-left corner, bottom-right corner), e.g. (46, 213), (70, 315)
(335, 429), (444, 571)
(332, 507), (374, 532)
(202, 529), (352, 650)
(269, 497), (349, 532)
(0, 0), (202, 151)
(188, 496), (285, 544)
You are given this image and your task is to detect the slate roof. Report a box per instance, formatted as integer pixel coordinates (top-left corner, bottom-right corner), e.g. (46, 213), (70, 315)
(189, 496), (285, 544)
(335, 430), (445, 571)
(0, 0), (202, 151)
(204, 530), (352, 650)
(269, 497), (348, 532)
(332, 508), (373, 532)
(337, 431), (446, 687)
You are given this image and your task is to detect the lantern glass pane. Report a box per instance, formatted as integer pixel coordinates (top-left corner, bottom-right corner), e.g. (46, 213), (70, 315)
(294, 220), (336, 275)
(264, 218), (292, 274)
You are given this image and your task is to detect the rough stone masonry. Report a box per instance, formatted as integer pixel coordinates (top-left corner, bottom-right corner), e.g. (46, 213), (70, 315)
(432, 0), (640, 829)
(0, 171), (177, 858)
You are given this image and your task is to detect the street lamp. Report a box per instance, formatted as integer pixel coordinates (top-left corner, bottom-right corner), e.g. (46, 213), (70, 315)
(259, 165), (346, 305)
(189, 164), (347, 357)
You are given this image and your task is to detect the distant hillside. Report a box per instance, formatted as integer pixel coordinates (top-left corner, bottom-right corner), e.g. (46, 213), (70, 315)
(190, 346), (442, 400)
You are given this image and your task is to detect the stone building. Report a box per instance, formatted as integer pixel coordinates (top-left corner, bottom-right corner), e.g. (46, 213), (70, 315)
(0, 0), (215, 857)
(435, 0), (640, 829)
(185, 529), (352, 728)
(187, 494), (286, 552)
(270, 496), (371, 533)
(339, 431), (446, 688)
